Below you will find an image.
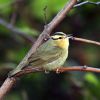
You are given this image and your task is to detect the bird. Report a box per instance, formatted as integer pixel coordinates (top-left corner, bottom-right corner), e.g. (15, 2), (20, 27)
(8, 32), (71, 77)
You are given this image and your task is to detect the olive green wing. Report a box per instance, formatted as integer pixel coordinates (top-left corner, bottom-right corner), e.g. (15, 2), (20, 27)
(28, 46), (62, 67)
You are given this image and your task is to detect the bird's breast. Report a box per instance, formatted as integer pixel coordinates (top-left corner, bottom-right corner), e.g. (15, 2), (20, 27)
(43, 49), (68, 70)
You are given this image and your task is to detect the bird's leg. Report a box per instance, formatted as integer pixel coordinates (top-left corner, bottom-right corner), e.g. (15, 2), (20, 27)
(56, 68), (60, 74)
(82, 65), (87, 69)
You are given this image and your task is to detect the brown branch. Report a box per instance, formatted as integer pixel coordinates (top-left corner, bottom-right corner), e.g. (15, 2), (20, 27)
(74, 1), (100, 7)
(48, 0), (77, 32)
(0, 78), (16, 100)
(0, 0), (77, 99)
(72, 37), (100, 46)
(0, 66), (100, 100)
(58, 66), (100, 73)
(13, 66), (100, 77)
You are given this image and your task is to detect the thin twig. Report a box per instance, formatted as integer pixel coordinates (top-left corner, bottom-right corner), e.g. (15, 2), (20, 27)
(43, 5), (48, 26)
(58, 66), (100, 73)
(48, 0), (77, 32)
(72, 37), (100, 46)
(13, 66), (100, 77)
(0, 18), (34, 43)
(74, 1), (100, 7)
(10, 2), (18, 25)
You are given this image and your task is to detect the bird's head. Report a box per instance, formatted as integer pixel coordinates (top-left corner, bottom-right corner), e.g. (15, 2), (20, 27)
(51, 32), (71, 49)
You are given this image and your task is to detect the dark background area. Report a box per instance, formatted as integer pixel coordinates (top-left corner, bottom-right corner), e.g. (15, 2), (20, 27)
(0, 0), (100, 100)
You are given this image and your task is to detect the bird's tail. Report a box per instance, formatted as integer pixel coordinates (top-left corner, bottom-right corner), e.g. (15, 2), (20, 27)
(8, 68), (22, 77)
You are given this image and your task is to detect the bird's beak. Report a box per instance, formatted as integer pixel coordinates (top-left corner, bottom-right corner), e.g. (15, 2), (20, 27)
(66, 34), (73, 39)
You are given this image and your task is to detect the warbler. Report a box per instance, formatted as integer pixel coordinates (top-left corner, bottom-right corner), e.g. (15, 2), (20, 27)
(9, 32), (71, 77)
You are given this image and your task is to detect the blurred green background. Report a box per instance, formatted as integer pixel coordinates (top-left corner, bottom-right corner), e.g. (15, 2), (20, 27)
(0, 0), (100, 100)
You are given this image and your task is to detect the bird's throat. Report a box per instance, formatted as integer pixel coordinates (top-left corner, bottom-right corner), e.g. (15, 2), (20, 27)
(55, 39), (69, 49)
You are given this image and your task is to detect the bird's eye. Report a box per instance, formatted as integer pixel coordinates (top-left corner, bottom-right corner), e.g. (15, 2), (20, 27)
(59, 37), (63, 39)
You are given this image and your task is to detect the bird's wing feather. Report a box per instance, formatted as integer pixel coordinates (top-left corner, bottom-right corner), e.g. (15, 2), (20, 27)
(28, 46), (62, 67)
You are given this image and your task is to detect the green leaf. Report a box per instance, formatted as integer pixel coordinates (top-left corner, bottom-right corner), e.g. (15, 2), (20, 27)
(0, 0), (14, 15)
(84, 73), (99, 86)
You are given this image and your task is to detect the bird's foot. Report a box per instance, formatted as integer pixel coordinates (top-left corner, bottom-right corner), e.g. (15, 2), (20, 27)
(56, 68), (60, 74)
(44, 70), (50, 74)
(82, 65), (87, 69)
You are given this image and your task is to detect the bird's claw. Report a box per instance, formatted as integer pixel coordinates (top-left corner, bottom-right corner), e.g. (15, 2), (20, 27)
(44, 70), (50, 74)
(82, 65), (87, 69)
(56, 68), (60, 74)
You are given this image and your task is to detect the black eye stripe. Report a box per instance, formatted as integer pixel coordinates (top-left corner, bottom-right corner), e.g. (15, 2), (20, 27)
(51, 38), (59, 40)
(51, 37), (63, 40)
